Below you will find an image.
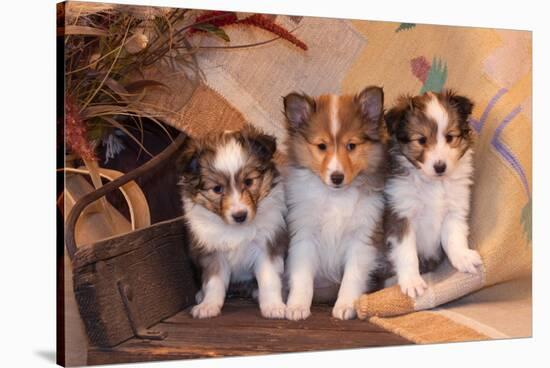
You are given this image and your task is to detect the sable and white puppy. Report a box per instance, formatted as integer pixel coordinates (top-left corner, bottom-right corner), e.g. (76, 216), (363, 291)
(384, 90), (482, 298)
(179, 127), (288, 319)
(283, 86), (387, 320)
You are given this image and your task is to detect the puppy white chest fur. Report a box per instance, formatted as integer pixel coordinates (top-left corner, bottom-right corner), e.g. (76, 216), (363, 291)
(387, 150), (473, 260)
(286, 167), (383, 282)
(184, 183), (286, 281)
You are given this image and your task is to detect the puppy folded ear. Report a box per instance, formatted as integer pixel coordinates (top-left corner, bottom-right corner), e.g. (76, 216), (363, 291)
(384, 95), (413, 136)
(240, 127), (277, 161)
(356, 86), (384, 124)
(178, 137), (201, 176)
(283, 92), (315, 130)
(252, 134), (277, 161)
(445, 89), (474, 122)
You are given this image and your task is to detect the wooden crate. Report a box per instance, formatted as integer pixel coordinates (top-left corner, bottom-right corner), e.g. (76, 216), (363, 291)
(64, 134), (198, 348)
(72, 217), (197, 347)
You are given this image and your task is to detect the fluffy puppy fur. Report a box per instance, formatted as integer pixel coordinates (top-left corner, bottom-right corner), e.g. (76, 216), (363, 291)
(179, 127), (288, 319)
(283, 86), (387, 320)
(384, 90), (482, 298)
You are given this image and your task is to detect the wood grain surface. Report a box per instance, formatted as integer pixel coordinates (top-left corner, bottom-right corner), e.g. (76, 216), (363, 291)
(73, 217), (198, 347)
(88, 298), (411, 365)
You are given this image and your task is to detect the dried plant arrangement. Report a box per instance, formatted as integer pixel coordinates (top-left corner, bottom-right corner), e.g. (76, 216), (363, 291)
(59, 3), (307, 165)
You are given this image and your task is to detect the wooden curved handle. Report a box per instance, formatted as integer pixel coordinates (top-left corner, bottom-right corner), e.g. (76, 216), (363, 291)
(65, 167), (151, 231)
(64, 133), (187, 260)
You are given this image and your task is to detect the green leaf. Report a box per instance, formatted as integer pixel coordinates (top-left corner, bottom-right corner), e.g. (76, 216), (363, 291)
(395, 23), (416, 33)
(420, 57), (448, 94)
(193, 23), (230, 42)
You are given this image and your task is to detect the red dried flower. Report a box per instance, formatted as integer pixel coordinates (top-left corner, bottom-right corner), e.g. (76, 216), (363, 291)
(411, 56), (431, 83)
(189, 11), (308, 51)
(65, 97), (96, 161)
(237, 14), (307, 50)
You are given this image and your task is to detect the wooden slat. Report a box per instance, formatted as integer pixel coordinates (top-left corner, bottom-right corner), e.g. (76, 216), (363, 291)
(164, 300), (386, 332)
(73, 217), (197, 347)
(73, 216), (186, 269)
(88, 299), (411, 365)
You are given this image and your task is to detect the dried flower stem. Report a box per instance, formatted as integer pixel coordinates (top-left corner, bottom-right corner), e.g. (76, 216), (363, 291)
(66, 42), (125, 75)
(65, 97), (96, 161)
(176, 31), (296, 51)
(237, 14), (307, 50)
(140, 12), (242, 66)
(79, 22), (131, 113)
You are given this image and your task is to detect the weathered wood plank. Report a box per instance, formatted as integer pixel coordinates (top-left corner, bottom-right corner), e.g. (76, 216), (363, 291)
(73, 216), (186, 269)
(73, 218), (197, 347)
(88, 299), (411, 365)
(151, 323), (407, 349)
(164, 300), (386, 332)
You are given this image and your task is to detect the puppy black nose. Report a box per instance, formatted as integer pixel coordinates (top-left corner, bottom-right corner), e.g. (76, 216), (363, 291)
(232, 211), (248, 223)
(330, 172), (345, 185)
(434, 161), (447, 175)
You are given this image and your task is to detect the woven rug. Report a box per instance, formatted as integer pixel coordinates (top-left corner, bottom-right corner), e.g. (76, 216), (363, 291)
(131, 7), (531, 344)
(366, 272), (531, 344)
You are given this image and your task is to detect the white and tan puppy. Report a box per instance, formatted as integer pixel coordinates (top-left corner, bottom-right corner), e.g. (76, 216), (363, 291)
(179, 127), (288, 319)
(282, 86), (387, 320)
(384, 90), (482, 298)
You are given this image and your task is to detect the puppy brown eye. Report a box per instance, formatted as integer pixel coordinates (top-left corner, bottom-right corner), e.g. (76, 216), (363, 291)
(317, 143), (327, 151)
(418, 137), (427, 145)
(244, 178), (254, 187)
(212, 185), (224, 194)
(446, 134), (455, 143)
(346, 143), (356, 151)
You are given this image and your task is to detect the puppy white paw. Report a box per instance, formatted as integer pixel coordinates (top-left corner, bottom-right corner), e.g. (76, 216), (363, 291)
(332, 303), (357, 320)
(251, 288), (259, 301)
(190, 302), (222, 319)
(260, 302), (286, 319)
(195, 290), (204, 304)
(285, 304), (311, 320)
(399, 274), (428, 298)
(449, 248), (482, 274)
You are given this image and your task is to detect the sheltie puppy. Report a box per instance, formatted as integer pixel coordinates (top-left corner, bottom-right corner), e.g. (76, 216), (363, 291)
(283, 86), (387, 320)
(384, 90), (482, 298)
(179, 127), (288, 319)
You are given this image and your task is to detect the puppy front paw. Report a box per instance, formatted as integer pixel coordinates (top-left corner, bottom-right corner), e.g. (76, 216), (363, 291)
(449, 248), (482, 274)
(260, 302), (286, 319)
(195, 290), (204, 304)
(332, 303), (357, 320)
(398, 274), (427, 298)
(190, 302), (222, 319)
(285, 304), (311, 321)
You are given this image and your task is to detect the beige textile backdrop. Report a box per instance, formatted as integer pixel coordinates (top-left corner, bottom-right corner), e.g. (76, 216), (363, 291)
(142, 12), (533, 342)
